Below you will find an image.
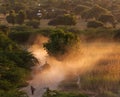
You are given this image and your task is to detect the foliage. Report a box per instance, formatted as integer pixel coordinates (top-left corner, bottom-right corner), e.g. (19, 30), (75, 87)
(44, 29), (78, 57)
(9, 31), (31, 44)
(43, 89), (88, 97)
(0, 90), (28, 97)
(26, 9), (41, 20)
(0, 25), (9, 35)
(6, 10), (16, 25)
(0, 32), (18, 50)
(8, 25), (37, 44)
(98, 14), (115, 23)
(0, 31), (38, 96)
(10, 25), (31, 32)
(16, 10), (26, 25)
(48, 14), (77, 26)
(98, 14), (116, 27)
(13, 2), (27, 13)
(76, 28), (117, 42)
(26, 19), (40, 28)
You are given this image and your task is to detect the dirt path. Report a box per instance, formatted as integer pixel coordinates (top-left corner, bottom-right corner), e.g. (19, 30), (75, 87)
(23, 36), (60, 97)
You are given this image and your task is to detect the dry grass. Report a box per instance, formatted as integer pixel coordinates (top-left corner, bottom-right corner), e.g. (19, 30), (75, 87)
(59, 42), (120, 96)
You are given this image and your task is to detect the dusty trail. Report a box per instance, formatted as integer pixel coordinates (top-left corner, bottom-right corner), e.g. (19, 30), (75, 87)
(22, 35), (120, 97)
(23, 44), (65, 97)
(22, 36), (65, 97)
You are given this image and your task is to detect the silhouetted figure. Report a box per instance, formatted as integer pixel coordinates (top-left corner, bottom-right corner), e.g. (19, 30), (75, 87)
(30, 86), (35, 95)
(77, 75), (81, 89)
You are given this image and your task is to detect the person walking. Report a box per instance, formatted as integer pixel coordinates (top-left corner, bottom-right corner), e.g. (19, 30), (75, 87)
(30, 86), (36, 95)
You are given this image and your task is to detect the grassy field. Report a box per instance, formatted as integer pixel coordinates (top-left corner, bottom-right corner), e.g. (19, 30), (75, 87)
(59, 42), (120, 97)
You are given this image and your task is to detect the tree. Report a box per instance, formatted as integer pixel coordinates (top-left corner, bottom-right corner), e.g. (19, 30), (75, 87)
(16, 10), (26, 25)
(0, 31), (38, 97)
(48, 14), (76, 26)
(87, 20), (104, 28)
(44, 29), (78, 57)
(26, 8), (42, 20)
(26, 19), (40, 28)
(13, 2), (26, 13)
(6, 10), (16, 25)
(0, 32), (18, 50)
(0, 25), (9, 35)
(98, 14), (116, 28)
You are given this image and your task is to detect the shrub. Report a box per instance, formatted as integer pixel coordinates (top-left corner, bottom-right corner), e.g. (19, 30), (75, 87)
(26, 19), (40, 28)
(48, 14), (76, 26)
(87, 20), (104, 28)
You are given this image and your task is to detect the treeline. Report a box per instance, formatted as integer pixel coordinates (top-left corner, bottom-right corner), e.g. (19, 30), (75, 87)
(7, 25), (120, 57)
(0, 0), (120, 28)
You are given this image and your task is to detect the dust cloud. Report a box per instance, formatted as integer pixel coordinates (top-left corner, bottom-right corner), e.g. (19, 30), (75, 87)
(24, 35), (118, 97)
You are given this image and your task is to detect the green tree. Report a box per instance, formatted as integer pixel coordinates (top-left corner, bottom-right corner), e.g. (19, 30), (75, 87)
(26, 19), (40, 28)
(13, 2), (27, 13)
(16, 10), (26, 25)
(43, 89), (88, 97)
(0, 32), (18, 50)
(0, 25), (9, 35)
(0, 31), (38, 97)
(6, 10), (16, 25)
(44, 29), (78, 57)
(48, 14), (76, 26)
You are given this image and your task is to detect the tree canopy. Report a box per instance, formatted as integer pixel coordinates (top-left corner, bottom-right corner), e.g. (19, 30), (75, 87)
(6, 10), (16, 25)
(48, 14), (77, 26)
(16, 10), (26, 25)
(44, 29), (78, 57)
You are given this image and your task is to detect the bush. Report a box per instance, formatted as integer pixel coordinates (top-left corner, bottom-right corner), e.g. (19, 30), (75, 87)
(10, 25), (31, 31)
(26, 19), (40, 28)
(9, 31), (31, 44)
(43, 89), (88, 97)
(87, 20), (104, 28)
(44, 29), (78, 57)
(0, 25), (9, 35)
(48, 14), (76, 26)
(0, 90), (28, 97)
(9, 25), (35, 44)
